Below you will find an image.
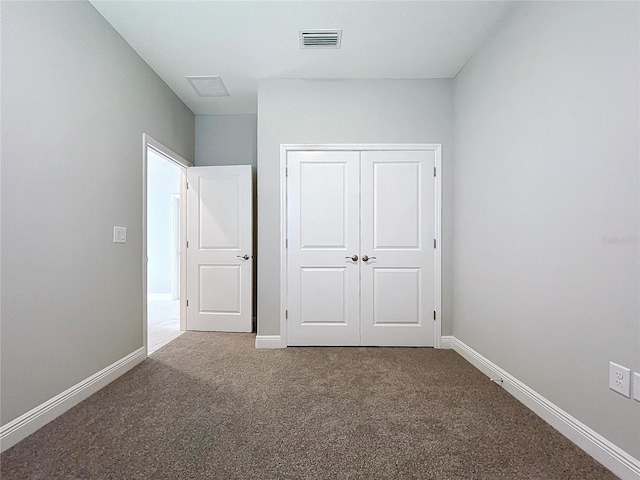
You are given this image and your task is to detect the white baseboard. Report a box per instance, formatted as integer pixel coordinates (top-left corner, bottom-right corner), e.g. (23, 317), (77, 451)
(255, 335), (286, 349)
(0, 347), (146, 452)
(439, 335), (454, 349)
(449, 336), (640, 480)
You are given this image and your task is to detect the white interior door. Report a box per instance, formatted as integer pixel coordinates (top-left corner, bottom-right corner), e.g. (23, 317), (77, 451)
(287, 151), (361, 346)
(360, 151), (435, 346)
(186, 165), (252, 332)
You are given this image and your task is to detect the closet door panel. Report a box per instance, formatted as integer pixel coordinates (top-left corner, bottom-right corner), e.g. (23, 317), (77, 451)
(360, 150), (435, 346)
(287, 151), (361, 346)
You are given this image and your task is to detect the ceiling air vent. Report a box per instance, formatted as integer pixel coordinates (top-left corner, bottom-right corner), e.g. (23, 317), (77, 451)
(185, 76), (229, 97)
(299, 29), (342, 49)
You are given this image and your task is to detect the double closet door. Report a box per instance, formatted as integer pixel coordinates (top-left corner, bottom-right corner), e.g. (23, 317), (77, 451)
(287, 149), (436, 346)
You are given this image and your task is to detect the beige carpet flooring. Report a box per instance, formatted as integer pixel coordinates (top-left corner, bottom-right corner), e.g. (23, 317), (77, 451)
(1, 332), (617, 479)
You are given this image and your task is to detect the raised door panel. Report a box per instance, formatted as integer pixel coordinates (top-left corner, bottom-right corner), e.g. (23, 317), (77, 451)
(373, 161), (421, 249)
(300, 267), (348, 324)
(199, 176), (240, 249)
(287, 151), (360, 346)
(300, 162), (348, 250)
(360, 151), (435, 346)
(372, 268), (420, 325)
(199, 265), (240, 314)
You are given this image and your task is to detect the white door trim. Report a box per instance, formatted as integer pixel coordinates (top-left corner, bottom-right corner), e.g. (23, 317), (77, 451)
(142, 134), (192, 356)
(171, 193), (181, 301)
(279, 144), (442, 348)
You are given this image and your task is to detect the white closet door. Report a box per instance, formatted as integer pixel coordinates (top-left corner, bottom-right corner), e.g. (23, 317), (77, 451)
(186, 165), (252, 332)
(360, 151), (435, 346)
(287, 151), (361, 346)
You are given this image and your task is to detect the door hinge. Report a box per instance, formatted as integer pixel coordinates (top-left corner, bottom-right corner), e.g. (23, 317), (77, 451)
(187, 300), (189, 307)
(285, 310), (288, 320)
(285, 167), (288, 177)
(285, 239), (288, 249)
(434, 239), (436, 249)
(186, 182), (189, 190)
(433, 310), (436, 321)
(186, 240), (189, 248)
(434, 166), (436, 177)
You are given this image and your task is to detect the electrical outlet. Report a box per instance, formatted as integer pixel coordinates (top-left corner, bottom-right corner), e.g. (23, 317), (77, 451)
(633, 372), (640, 402)
(609, 362), (630, 398)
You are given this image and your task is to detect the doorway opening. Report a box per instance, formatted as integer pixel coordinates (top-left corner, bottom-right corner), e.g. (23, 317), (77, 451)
(144, 136), (191, 355)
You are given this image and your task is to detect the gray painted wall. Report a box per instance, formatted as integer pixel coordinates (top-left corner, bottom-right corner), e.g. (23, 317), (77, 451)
(195, 114), (258, 320)
(195, 115), (257, 167)
(147, 151), (181, 293)
(1, 1), (195, 425)
(257, 79), (453, 337)
(453, 2), (639, 457)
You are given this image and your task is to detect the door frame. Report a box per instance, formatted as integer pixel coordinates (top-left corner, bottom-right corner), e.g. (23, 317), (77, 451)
(171, 193), (181, 301)
(142, 134), (193, 357)
(279, 144), (443, 348)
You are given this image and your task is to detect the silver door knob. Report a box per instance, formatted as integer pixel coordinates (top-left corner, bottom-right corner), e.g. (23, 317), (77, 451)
(345, 255), (358, 262)
(362, 255), (376, 262)
(237, 254), (250, 260)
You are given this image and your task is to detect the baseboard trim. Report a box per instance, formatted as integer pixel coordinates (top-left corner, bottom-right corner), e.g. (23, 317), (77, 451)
(439, 335), (454, 349)
(255, 335), (286, 349)
(449, 336), (640, 480)
(0, 347), (146, 452)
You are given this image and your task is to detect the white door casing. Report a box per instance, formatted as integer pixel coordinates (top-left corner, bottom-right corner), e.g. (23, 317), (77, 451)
(186, 165), (252, 332)
(285, 146), (439, 347)
(171, 194), (180, 301)
(287, 151), (361, 346)
(143, 134), (192, 355)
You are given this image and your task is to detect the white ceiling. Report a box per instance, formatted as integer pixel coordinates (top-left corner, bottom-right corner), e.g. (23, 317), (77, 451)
(90, 1), (512, 115)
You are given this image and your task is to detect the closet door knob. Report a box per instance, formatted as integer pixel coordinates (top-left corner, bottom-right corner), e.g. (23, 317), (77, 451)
(362, 255), (376, 262)
(237, 254), (250, 260)
(345, 255), (358, 262)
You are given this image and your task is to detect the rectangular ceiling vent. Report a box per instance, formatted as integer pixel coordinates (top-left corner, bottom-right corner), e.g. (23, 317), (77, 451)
(185, 76), (229, 97)
(299, 29), (342, 49)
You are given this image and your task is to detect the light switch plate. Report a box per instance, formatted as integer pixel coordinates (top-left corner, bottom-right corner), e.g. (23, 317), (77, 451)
(633, 372), (640, 402)
(113, 226), (127, 244)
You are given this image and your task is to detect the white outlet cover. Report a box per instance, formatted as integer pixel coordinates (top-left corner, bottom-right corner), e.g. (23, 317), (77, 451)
(609, 362), (630, 398)
(633, 372), (640, 402)
(113, 226), (127, 244)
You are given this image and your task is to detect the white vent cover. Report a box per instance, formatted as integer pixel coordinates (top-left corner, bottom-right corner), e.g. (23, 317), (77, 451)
(185, 76), (229, 97)
(299, 29), (342, 49)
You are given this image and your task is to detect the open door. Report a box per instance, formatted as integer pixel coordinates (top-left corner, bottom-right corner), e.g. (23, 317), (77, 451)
(186, 165), (253, 332)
